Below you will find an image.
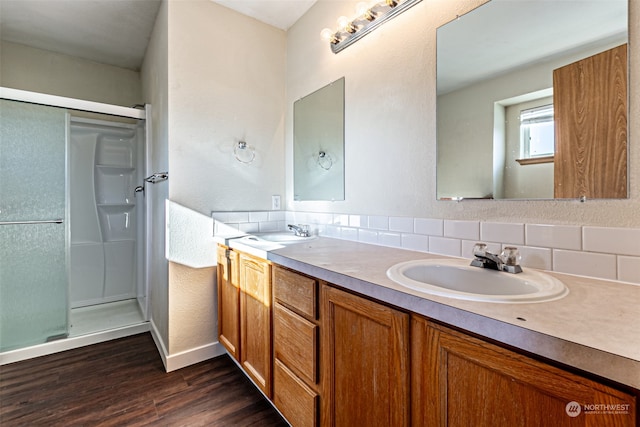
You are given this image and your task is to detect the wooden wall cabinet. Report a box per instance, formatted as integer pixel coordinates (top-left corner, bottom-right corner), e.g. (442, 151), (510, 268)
(216, 245), (240, 361)
(321, 284), (410, 427)
(411, 315), (637, 427)
(553, 43), (628, 199)
(272, 266), (320, 427)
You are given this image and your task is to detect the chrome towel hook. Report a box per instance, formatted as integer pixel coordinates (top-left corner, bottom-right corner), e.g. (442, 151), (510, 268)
(135, 172), (169, 196)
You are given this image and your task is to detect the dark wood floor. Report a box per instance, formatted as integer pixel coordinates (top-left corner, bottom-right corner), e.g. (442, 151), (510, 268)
(0, 333), (288, 426)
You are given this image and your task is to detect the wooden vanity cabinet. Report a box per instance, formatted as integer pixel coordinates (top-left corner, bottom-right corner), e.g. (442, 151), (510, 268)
(272, 266), (321, 427)
(321, 284), (410, 427)
(216, 245), (240, 361)
(411, 315), (637, 427)
(219, 255), (637, 426)
(238, 252), (273, 398)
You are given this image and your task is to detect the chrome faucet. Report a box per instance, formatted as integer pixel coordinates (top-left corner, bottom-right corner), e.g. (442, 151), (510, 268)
(288, 224), (311, 237)
(470, 243), (522, 274)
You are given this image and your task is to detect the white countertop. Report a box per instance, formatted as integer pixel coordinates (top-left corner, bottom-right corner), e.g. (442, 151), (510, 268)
(220, 235), (640, 389)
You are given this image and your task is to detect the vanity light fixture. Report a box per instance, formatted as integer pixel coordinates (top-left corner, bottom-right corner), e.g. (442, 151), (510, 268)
(320, 0), (422, 54)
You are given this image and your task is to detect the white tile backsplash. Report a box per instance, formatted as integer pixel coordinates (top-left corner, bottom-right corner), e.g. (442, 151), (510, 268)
(444, 220), (480, 240)
(349, 215), (368, 228)
(553, 250), (617, 280)
(238, 222), (260, 233)
(402, 234), (429, 252)
(268, 211), (285, 221)
(429, 236), (461, 257)
(389, 216), (414, 233)
(358, 228), (379, 244)
(525, 224), (582, 250)
(481, 222), (524, 245)
(517, 246), (552, 271)
(340, 226), (359, 241)
(213, 210), (640, 285)
(618, 256), (640, 285)
(415, 218), (443, 236)
(333, 214), (350, 225)
(249, 211), (269, 222)
(368, 215), (389, 230)
(379, 232), (402, 248)
(583, 226), (640, 256)
(258, 221), (282, 232)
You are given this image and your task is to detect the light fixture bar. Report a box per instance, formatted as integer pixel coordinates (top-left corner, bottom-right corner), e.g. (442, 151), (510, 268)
(327, 0), (422, 54)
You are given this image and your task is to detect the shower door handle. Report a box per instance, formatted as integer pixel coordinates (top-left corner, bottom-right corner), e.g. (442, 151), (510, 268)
(0, 219), (63, 225)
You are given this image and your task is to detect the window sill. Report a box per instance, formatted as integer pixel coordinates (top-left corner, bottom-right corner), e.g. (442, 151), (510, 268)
(516, 155), (554, 165)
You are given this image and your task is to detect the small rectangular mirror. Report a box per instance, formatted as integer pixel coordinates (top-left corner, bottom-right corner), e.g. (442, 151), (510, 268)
(436, 0), (628, 200)
(294, 77), (345, 201)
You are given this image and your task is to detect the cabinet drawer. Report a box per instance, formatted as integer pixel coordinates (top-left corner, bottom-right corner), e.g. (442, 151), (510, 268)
(274, 303), (318, 385)
(274, 359), (319, 427)
(273, 267), (317, 320)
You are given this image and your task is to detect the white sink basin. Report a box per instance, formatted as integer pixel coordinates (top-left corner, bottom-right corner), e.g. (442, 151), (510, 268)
(386, 258), (568, 303)
(234, 233), (316, 250)
(256, 233), (316, 243)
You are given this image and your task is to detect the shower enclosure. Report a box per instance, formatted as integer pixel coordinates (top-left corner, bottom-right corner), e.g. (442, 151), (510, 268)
(0, 91), (151, 356)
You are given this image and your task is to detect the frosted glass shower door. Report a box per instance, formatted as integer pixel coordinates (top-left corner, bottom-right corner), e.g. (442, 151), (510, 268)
(0, 99), (68, 352)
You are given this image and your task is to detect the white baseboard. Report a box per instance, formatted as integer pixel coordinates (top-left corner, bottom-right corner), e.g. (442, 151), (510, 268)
(149, 318), (225, 372)
(0, 322), (150, 365)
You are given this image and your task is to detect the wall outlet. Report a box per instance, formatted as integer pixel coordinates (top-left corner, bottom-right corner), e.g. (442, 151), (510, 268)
(271, 195), (281, 210)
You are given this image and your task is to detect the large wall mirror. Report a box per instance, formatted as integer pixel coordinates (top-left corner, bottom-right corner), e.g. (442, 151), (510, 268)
(294, 77), (345, 201)
(436, 0), (628, 200)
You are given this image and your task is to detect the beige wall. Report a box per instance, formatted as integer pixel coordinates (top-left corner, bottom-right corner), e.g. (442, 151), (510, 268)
(286, 0), (640, 227)
(168, 0), (286, 215)
(141, 0), (170, 360)
(152, 0), (285, 361)
(0, 41), (142, 107)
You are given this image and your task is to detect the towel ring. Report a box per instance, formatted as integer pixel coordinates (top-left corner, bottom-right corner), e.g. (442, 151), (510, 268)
(317, 151), (333, 170)
(234, 141), (255, 164)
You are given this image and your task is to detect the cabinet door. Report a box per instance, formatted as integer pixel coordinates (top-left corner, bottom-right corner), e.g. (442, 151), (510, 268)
(216, 246), (240, 361)
(321, 284), (409, 427)
(239, 253), (272, 397)
(553, 44), (627, 199)
(412, 316), (636, 427)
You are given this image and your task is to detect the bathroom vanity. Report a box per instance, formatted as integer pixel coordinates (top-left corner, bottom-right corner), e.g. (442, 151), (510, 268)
(216, 237), (638, 426)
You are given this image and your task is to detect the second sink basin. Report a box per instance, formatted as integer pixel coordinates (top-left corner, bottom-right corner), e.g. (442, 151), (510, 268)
(257, 232), (316, 243)
(386, 258), (568, 303)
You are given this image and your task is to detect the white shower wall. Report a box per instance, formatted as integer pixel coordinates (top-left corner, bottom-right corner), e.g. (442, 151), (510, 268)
(69, 117), (145, 308)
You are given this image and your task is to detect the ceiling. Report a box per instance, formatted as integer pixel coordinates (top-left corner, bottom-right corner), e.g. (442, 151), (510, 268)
(0, 0), (316, 72)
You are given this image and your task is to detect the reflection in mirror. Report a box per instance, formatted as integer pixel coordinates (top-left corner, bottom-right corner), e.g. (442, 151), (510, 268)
(294, 77), (345, 201)
(436, 0), (628, 200)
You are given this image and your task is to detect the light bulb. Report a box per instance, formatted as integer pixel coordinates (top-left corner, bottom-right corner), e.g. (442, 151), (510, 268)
(337, 15), (350, 31)
(320, 28), (334, 41)
(355, 2), (369, 16)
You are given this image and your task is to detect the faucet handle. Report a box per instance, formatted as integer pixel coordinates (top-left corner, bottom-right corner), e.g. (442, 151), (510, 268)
(500, 247), (523, 273)
(472, 242), (488, 258)
(500, 247), (521, 266)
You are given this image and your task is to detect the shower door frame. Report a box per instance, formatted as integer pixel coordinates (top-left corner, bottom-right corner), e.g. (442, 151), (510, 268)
(0, 87), (150, 361)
